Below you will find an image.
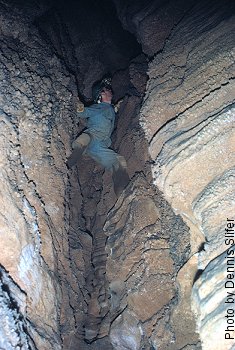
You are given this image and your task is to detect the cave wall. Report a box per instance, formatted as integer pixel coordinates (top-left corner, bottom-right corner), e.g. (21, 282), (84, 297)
(35, 0), (141, 100)
(98, 1), (234, 349)
(0, 1), (151, 349)
(0, 2), (85, 348)
(113, 0), (196, 56)
(104, 174), (198, 349)
(0, 0), (234, 349)
(137, 0), (235, 349)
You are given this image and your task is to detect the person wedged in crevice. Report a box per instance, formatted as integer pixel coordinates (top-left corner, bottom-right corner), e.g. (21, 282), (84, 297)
(67, 77), (129, 197)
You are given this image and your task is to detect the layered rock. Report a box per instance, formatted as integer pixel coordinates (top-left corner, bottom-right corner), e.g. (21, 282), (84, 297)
(140, 0), (235, 349)
(0, 1), (91, 348)
(104, 174), (199, 349)
(113, 0), (196, 56)
(0, 266), (35, 349)
(0, 1), (144, 347)
(1, 0), (234, 349)
(192, 248), (235, 350)
(36, 0), (141, 99)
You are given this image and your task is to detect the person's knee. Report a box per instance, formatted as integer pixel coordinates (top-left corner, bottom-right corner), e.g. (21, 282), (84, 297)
(72, 133), (90, 149)
(117, 155), (127, 169)
(112, 160), (130, 197)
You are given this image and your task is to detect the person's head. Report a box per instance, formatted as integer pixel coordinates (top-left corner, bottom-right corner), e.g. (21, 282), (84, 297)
(92, 76), (113, 103)
(100, 87), (113, 103)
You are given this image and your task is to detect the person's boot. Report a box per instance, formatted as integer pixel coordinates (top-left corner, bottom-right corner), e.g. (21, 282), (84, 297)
(67, 146), (84, 168)
(112, 165), (130, 197)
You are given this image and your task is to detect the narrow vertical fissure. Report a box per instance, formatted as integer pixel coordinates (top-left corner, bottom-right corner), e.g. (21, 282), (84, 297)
(1, 1), (233, 349)
(65, 60), (151, 347)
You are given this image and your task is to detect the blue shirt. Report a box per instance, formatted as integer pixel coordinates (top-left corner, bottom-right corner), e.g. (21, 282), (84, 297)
(77, 102), (118, 169)
(78, 102), (115, 144)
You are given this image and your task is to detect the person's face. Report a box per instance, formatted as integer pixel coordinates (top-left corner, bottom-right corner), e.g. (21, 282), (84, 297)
(101, 87), (113, 102)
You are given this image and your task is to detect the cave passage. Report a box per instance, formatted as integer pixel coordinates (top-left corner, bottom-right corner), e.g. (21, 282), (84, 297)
(0, 0), (234, 349)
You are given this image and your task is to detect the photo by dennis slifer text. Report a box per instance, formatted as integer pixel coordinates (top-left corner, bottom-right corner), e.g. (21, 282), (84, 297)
(224, 218), (235, 341)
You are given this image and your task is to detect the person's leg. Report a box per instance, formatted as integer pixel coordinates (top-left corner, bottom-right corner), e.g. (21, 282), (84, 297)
(112, 155), (130, 197)
(67, 133), (90, 168)
(86, 140), (130, 196)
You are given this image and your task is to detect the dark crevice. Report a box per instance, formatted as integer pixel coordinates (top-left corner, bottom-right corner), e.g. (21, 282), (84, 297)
(193, 269), (204, 285)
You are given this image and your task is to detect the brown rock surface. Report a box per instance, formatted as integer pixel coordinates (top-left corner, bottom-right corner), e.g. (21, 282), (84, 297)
(0, 1), (144, 347)
(113, 0), (196, 56)
(140, 1), (235, 349)
(0, 2), (91, 348)
(1, 0), (233, 349)
(192, 249), (235, 350)
(104, 174), (197, 349)
(0, 266), (35, 349)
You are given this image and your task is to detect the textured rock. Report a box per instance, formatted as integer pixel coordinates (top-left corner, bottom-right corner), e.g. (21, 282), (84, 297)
(141, 0), (235, 144)
(113, 0), (196, 56)
(192, 249), (235, 350)
(170, 255), (199, 349)
(36, 0), (141, 99)
(1, 0), (233, 349)
(0, 267), (35, 350)
(77, 52), (151, 343)
(139, 1), (235, 349)
(110, 310), (142, 350)
(104, 174), (197, 349)
(0, 1), (88, 347)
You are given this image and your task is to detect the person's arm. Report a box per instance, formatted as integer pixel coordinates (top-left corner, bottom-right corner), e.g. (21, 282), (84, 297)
(114, 98), (123, 113)
(75, 100), (89, 119)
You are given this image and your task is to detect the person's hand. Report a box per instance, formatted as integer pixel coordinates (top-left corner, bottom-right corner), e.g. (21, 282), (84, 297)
(114, 98), (123, 113)
(76, 99), (84, 113)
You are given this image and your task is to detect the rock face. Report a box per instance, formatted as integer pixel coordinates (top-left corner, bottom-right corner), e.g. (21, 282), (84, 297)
(0, 267), (35, 349)
(113, 0), (196, 56)
(104, 174), (197, 349)
(0, 0), (234, 349)
(139, 0), (235, 349)
(0, 1), (146, 349)
(36, 0), (141, 99)
(0, 1), (88, 348)
(192, 248), (235, 350)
